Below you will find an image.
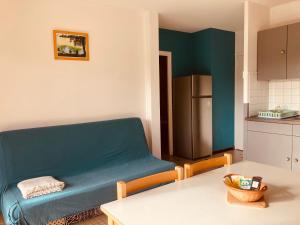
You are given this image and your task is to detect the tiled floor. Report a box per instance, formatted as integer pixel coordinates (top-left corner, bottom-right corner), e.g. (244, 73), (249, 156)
(0, 149), (243, 225)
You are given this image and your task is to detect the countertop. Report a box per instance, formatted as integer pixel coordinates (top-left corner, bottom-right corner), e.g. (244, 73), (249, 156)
(246, 115), (300, 125)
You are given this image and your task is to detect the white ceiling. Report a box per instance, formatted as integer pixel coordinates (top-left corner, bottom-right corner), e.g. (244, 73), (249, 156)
(102, 0), (296, 32)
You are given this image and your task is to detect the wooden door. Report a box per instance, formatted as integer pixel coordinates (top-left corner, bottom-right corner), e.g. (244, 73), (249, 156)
(159, 56), (169, 156)
(257, 26), (288, 80)
(287, 22), (300, 79)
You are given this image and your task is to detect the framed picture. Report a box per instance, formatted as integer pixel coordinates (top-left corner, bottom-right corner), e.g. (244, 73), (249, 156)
(53, 30), (89, 61)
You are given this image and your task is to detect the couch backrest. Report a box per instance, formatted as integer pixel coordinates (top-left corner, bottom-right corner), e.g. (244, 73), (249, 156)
(0, 118), (150, 195)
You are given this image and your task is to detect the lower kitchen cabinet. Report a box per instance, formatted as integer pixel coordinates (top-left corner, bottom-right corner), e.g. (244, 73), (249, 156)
(292, 137), (300, 172)
(246, 121), (300, 172)
(247, 131), (292, 170)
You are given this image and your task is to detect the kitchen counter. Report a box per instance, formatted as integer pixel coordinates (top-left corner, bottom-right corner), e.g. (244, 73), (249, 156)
(246, 116), (300, 125)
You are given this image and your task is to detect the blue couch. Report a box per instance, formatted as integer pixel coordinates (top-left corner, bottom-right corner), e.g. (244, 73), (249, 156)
(0, 118), (175, 225)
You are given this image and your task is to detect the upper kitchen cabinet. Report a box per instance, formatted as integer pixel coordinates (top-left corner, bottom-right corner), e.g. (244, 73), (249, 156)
(257, 26), (288, 80)
(287, 22), (300, 79)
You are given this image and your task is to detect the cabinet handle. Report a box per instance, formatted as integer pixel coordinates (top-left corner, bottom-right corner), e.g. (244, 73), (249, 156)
(280, 49), (286, 54)
(286, 157), (291, 162)
(295, 158), (299, 163)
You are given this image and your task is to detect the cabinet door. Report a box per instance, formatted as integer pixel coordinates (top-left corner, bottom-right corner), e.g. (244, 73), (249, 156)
(257, 26), (288, 80)
(292, 137), (300, 172)
(247, 131), (292, 170)
(287, 22), (300, 79)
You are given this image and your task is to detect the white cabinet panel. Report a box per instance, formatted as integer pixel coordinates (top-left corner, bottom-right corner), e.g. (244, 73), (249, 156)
(292, 137), (300, 172)
(247, 121), (292, 135)
(293, 125), (300, 137)
(247, 131), (292, 170)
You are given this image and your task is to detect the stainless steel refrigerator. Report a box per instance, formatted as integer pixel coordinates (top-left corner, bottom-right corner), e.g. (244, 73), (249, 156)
(173, 75), (212, 159)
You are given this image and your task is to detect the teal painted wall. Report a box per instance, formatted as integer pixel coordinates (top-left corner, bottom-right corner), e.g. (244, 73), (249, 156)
(159, 28), (235, 151)
(159, 29), (194, 76)
(192, 30), (212, 75)
(210, 29), (235, 150)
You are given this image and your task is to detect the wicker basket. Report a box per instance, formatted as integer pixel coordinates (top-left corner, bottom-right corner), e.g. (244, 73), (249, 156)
(224, 175), (268, 202)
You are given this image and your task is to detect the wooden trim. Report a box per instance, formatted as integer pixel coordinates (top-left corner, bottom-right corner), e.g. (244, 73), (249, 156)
(117, 181), (127, 200)
(184, 153), (232, 178)
(175, 166), (184, 181)
(117, 166), (183, 200)
(159, 51), (173, 155)
(184, 164), (192, 179)
(53, 30), (90, 61)
(224, 153), (232, 166)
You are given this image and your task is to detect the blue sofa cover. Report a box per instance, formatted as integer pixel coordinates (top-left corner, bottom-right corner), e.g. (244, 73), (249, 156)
(0, 118), (175, 225)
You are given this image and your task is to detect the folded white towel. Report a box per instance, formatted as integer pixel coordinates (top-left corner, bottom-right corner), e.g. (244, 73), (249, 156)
(17, 176), (65, 199)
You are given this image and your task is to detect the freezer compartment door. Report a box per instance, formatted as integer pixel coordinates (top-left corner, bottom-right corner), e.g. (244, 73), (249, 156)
(192, 97), (213, 159)
(192, 75), (212, 97)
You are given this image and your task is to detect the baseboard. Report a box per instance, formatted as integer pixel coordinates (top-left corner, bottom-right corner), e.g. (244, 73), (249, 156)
(212, 147), (235, 154)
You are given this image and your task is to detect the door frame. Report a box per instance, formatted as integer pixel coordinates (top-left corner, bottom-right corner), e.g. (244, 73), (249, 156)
(159, 51), (173, 156)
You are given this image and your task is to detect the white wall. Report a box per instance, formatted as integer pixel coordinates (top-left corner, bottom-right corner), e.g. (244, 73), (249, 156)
(0, 0), (161, 157)
(243, 1), (270, 75)
(235, 30), (244, 150)
(143, 12), (161, 157)
(243, 1), (270, 116)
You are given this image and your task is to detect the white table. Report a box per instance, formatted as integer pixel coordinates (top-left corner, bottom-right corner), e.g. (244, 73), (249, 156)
(101, 161), (300, 225)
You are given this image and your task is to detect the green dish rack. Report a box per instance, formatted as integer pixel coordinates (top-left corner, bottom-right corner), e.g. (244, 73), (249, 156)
(258, 110), (298, 119)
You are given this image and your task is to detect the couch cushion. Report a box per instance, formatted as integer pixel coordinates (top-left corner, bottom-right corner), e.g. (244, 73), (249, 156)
(1, 156), (175, 225)
(0, 118), (150, 198)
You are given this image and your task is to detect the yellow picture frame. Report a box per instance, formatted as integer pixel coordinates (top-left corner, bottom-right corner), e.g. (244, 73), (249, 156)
(53, 30), (89, 61)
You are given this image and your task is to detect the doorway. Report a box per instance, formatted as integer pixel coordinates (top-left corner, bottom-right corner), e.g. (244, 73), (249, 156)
(159, 51), (173, 158)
